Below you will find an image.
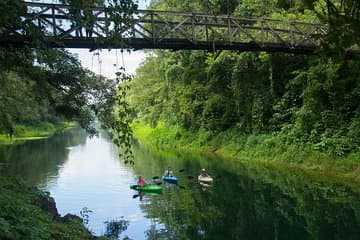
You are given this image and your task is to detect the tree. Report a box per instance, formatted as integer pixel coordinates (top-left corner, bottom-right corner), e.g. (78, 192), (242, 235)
(303, 0), (360, 56)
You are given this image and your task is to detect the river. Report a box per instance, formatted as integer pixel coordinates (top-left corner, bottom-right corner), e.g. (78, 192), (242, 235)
(0, 128), (359, 239)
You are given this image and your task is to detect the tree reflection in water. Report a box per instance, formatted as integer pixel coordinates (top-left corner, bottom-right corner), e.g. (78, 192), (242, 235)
(145, 218), (177, 240)
(131, 145), (360, 240)
(104, 217), (130, 240)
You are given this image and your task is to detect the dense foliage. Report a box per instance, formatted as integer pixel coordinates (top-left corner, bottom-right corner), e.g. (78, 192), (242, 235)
(303, 0), (360, 56)
(128, 0), (360, 158)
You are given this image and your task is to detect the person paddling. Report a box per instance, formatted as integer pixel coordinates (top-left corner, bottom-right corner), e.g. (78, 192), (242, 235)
(200, 168), (209, 177)
(163, 166), (173, 177)
(137, 176), (146, 187)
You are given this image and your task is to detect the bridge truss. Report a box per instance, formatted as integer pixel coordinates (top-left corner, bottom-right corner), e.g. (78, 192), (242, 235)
(0, 2), (333, 54)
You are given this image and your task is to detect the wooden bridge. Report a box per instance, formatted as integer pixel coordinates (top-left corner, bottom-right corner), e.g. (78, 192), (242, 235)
(0, 2), (347, 54)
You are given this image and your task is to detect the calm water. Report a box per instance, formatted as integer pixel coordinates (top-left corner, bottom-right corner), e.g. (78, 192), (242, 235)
(0, 128), (359, 240)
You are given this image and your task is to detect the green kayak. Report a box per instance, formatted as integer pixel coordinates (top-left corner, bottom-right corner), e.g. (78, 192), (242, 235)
(130, 184), (163, 193)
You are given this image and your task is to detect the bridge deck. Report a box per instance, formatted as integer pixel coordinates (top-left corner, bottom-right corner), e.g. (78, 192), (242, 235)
(0, 2), (356, 55)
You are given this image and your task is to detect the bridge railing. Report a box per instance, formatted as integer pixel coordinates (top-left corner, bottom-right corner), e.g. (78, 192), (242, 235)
(5, 2), (329, 52)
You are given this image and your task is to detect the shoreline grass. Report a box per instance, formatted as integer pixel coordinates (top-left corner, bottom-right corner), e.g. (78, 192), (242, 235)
(131, 121), (360, 192)
(0, 122), (76, 145)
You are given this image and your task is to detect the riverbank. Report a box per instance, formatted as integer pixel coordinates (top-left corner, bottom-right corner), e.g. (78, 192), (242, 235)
(0, 122), (76, 145)
(0, 122), (98, 239)
(0, 175), (104, 240)
(131, 122), (360, 192)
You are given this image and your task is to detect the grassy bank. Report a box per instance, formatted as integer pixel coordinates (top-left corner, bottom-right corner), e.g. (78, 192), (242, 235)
(0, 122), (76, 145)
(132, 122), (360, 191)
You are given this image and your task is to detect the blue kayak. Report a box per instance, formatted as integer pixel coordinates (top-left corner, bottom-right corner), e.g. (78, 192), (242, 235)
(162, 175), (178, 184)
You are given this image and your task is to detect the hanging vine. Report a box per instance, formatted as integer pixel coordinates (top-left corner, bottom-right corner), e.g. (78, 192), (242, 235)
(112, 67), (134, 164)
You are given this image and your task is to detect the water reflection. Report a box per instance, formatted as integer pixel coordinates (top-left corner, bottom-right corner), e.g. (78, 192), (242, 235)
(104, 217), (130, 239)
(132, 145), (360, 240)
(0, 129), (359, 239)
(0, 128), (87, 186)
